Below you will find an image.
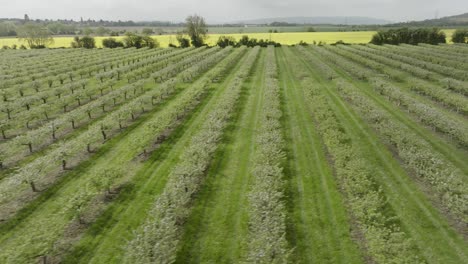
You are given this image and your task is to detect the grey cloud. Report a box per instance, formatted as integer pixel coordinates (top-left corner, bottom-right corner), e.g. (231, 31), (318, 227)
(0, 0), (467, 23)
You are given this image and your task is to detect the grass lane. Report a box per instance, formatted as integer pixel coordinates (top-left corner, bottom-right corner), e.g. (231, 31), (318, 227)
(277, 46), (363, 264)
(174, 49), (266, 263)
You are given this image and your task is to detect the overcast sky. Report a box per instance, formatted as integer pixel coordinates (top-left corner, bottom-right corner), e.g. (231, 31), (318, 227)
(1, 0), (467, 23)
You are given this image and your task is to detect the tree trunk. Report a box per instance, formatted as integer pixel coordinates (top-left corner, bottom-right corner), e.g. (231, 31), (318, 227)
(87, 112), (92, 119)
(1, 129), (6, 139)
(30, 181), (37, 192)
(72, 120), (76, 129)
(62, 160), (67, 170)
(101, 130), (107, 140)
(28, 143), (33, 153)
(87, 143), (92, 153)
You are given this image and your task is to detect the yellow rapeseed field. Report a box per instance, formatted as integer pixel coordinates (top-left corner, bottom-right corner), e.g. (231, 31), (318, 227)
(0, 30), (455, 48)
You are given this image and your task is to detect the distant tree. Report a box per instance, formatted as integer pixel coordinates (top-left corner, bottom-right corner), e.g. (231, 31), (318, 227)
(47, 22), (77, 35)
(185, 14), (207, 47)
(452, 29), (468, 43)
(95, 26), (110, 36)
(216, 36), (236, 48)
(24, 14), (30, 23)
(0, 22), (17, 37)
(123, 32), (143, 48)
(82, 27), (94, 36)
(123, 32), (158, 48)
(102, 37), (124, 48)
(142, 35), (159, 48)
(17, 23), (54, 48)
(176, 32), (191, 48)
(371, 27), (446, 45)
(238, 35), (250, 46)
(142, 28), (154, 35)
(306, 27), (316, 32)
(71, 36), (96, 49)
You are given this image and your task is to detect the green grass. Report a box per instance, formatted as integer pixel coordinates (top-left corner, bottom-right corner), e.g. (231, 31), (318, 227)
(277, 46), (363, 263)
(174, 49), (266, 263)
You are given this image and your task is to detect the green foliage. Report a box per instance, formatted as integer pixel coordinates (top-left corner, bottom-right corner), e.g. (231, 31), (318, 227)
(123, 32), (159, 49)
(0, 21), (17, 37)
(46, 22), (77, 35)
(141, 28), (153, 35)
(370, 27), (446, 45)
(71, 36), (96, 49)
(17, 23), (54, 48)
(102, 37), (124, 48)
(217, 35), (281, 48)
(176, 32), (191, 48)
(185, 14), (207, 47)
(451, 29), (468, 43)
(91, 167), (123, 194)
(216, 36), (236, 48)
(95, 26), (110, 36)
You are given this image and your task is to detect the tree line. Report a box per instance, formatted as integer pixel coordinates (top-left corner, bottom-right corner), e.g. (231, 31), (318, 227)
(370, 27), (447, 45)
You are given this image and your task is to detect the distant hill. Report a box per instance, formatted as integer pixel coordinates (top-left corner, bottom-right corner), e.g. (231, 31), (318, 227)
(232, 16), (393, 25)
(389, 12), (468, 27)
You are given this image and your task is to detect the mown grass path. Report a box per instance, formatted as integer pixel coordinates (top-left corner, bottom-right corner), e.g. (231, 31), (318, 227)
(277, 47), (363, 263)
(291, 46), (468, 264)
(174, 49), (266, 263)
(62, 49), (252, 264)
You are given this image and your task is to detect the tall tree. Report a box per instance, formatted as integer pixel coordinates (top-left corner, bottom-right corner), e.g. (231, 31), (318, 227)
(185, 14), (207, 47)
(17, 23), (54, 48)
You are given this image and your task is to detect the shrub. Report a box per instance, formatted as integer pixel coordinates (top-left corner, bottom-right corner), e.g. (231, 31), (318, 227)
(102, 37), (124, 48)
(451, 29), (468, 43)
(71, 36), (96, 49)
